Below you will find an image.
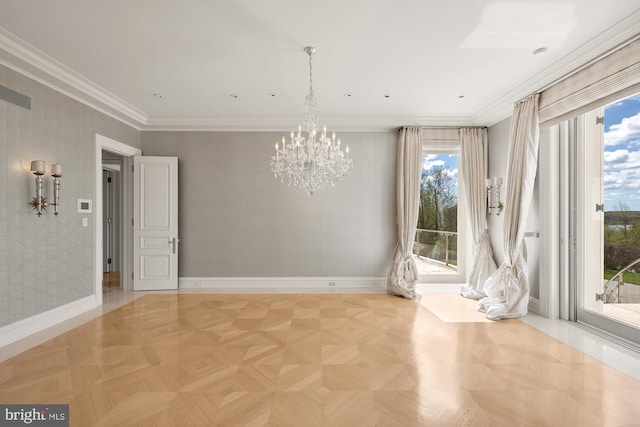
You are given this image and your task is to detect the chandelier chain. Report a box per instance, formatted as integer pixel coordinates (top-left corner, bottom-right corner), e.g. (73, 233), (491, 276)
(308, 49), (314, 96)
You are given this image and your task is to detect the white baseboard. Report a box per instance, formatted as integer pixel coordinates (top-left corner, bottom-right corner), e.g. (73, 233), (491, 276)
(0, 295), (98, 348)
(528, 296), (541, 314)
(179, 277), (387, 290)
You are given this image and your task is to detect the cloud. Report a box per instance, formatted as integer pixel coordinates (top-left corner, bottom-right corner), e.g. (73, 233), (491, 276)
(603, 101), (640, 208)
(444, 168), (459, 178)
(604, 149), (630, 164)
(422, 154), (445, 170)
(604, 112), (640, 147)
(604, 149), (640, 209)
(605, 149), (640, 169)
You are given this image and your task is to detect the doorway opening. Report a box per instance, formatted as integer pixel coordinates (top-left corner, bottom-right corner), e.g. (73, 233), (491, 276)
(415, 140), (467, 284)
(573, 92), (640, 344)
(414, 152), (460, 276)
(94, 134), (141, 306)
(102, 151), (123, 290)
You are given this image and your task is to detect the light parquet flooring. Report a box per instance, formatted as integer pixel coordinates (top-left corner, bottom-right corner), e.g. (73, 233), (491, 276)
(102, 272), (121, 288)
(1, 293), (640, 426)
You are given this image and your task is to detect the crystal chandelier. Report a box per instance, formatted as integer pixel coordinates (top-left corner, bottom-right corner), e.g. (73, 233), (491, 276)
(270, 46), (353, 195)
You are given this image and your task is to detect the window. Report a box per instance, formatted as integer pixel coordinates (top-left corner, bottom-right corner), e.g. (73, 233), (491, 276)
(412, 129), (467, 284)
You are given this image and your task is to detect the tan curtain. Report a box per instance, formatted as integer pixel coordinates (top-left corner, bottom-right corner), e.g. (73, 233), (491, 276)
(460, 128), (497, 299)
(478, 94), (540, 319)
(388, 127), (421, 298)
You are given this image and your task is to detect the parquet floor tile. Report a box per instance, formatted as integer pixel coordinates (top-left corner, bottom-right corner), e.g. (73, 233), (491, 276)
(1, 293), (640, 426)
(268, 390), (324, 427)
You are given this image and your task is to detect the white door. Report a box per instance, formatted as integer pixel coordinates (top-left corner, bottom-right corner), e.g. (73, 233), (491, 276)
(133, 156), (179, 290)
(582, 108), (604, 313)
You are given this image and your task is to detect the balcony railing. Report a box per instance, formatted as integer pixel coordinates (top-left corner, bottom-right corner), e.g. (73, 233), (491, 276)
(603, 258), (640, 304)
(413, 228), (457, 269)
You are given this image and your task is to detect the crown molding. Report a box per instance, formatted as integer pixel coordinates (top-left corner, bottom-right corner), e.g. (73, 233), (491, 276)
(0, 26), (474, 131)
(143, 115), (473, 132)
(472, 9), (640, 126)
(0, 27), (147, 129)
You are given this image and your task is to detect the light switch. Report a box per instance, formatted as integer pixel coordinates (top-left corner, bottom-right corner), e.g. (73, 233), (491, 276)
(82, 218), (88, 227)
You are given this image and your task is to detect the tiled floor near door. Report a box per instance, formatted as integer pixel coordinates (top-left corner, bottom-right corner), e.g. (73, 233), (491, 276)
(1, 293), (640, 426)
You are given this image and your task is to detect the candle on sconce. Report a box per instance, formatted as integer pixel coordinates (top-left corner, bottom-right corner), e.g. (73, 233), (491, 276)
(486, 178), (493, 187)
(494, 177), (503, 186)
(31, 160), (46, 175)
(51, 163), (63, 177)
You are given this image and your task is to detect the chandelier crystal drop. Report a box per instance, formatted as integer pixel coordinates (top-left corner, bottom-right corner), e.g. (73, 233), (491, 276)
(270, 46), (353, 195)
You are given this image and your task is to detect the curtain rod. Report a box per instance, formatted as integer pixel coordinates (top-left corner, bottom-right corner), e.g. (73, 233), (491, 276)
(418, 126), (487, 130)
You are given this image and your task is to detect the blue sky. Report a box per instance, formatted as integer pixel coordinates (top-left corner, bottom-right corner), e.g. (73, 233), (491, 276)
(604, 93), (640, 210)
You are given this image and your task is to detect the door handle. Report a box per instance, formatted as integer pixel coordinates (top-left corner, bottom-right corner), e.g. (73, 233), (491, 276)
(170, 237), (179, 254)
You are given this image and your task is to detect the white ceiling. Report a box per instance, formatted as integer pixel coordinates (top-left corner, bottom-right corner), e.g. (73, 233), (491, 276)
(0, 0), (639, 130)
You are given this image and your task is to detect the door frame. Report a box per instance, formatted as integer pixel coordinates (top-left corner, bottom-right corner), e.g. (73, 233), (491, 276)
(568, 113), (640, 347)
(95, 134), (141, 305)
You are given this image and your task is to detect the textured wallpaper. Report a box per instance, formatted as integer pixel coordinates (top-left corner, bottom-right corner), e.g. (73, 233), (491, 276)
(0, 64), (140, 327)
(141, 131), (397, 278)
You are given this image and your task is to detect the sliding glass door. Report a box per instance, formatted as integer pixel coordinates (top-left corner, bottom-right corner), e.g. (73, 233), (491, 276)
(573, 93), (640, 344)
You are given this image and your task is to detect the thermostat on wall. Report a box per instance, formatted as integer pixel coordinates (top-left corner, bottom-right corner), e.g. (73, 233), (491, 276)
(77, 199), (92, 213)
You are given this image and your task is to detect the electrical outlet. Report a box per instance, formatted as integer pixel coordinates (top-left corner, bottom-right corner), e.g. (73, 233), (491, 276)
(194, 281), (202, 288)
(329, 282), (336, 287)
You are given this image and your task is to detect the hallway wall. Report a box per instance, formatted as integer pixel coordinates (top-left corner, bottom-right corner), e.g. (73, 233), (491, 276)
(0, 64), (140, 327)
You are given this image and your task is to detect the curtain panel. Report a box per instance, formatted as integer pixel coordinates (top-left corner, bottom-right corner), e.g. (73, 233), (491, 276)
(387, 127), (422, 298)
(478, 94), (540, 320)
(460, 128), (497, 299)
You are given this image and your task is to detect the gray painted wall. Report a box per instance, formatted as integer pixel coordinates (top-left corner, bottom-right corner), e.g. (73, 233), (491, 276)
(487, 117), (540, 299)
(0, 64), (140, 327)
(141, 131), (397, 278)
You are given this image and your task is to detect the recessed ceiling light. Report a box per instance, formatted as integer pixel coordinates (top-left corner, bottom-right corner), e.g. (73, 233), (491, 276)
(267, 92), (277, 98)
(383, 94), (391, 99)
(230, 93), (239, 99)
(533, 47), (548, 56)
(344, 93), (353, 98)
(153, 93), (164, 99)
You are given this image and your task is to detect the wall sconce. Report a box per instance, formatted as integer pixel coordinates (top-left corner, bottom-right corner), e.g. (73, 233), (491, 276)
(29, 160), (62, 217)
(486, 177), (503, 215)
(51, 163), (62, 216)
